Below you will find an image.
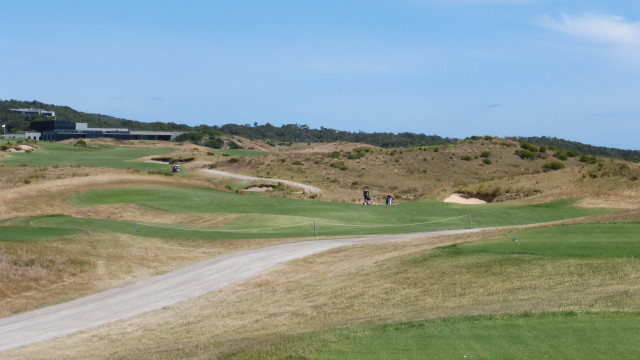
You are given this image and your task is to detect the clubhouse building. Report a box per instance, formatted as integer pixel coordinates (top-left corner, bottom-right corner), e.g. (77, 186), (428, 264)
(20, 120), (185, 141)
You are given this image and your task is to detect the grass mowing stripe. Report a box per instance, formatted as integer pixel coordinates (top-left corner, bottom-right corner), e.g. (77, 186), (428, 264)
(224, 312), (640, 360)
(71, 187), (608, 227)
(457, 223), (640, 258)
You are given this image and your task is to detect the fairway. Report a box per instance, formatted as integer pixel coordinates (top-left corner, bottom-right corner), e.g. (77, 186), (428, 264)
(61, 186), (608, 239)
(216, 221), (640, 359)
(228, 312), (640, 360)
(0, 142), (175, 171)
(457, 223), (640, 258)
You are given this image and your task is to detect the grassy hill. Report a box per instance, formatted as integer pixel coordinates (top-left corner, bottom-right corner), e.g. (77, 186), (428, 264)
(1, 136), (640, 359)
(205, 136), (640, 208)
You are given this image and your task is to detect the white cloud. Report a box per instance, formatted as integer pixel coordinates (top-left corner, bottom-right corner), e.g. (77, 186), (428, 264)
(537, 13), (640, 45)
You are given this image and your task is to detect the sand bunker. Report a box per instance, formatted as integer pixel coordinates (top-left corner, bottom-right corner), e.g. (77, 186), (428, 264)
(444, 193), (487, 204)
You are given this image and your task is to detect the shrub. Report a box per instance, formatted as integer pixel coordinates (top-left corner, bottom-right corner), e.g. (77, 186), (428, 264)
(228, 158), (240, 164)
(227, 140), (244, 149)
(483, 136), (494, 141)
(460, 155), (473, 161)
(433, 147), (439, 152)
(354, 147), (372, 153)
(174, 132), (203, 143)
(520, 142), (539, 152)
(515, 149), (537, 160)
(291, 160), (303, 165)
(345, 152), (365, 160)
(566, 150), (579, 157)
(482, 158), (492, 165)
(329, 161), (348, 171)
(554, 151), (568, 161)
(327, 151), (341, 159)
(480, 151), (491, 158)
(204, 137), (224, 149)
(580, 154), (597, 164)
(543, 162), (565, 171)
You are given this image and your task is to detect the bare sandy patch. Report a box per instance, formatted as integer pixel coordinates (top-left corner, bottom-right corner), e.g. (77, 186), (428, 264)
(244, 187), (272, 192)
(444, 193), (487, 204)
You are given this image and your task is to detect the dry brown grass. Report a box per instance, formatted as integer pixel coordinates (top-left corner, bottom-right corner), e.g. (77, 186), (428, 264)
(2, 138), (640, 359)
(6, 226), (640, 359)
(201, 138), (640, 207)
(0, 229), (312, 320)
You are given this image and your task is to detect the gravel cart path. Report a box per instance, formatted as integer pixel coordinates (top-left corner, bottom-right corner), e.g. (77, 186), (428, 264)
(0, 228), (483, 352)
(201, 169), (322, 193)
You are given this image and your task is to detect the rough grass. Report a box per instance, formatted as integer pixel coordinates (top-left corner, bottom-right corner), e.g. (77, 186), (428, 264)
(2, 139), (640, 358)
(208, 138), (640, 207)
(0, 230), (302, 319)
(6, 225), (640, 359)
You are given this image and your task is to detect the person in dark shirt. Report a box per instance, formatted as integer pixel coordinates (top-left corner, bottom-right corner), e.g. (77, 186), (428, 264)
(363, 187), (371, 205)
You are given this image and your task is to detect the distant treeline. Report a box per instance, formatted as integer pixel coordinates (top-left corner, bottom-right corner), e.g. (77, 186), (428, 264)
(213, 123), (455, 148)
(512, 136), (640, 162)
(0, 100), (191, 132)
(2, 100), (639, 158)
(1, 99), (455, 148)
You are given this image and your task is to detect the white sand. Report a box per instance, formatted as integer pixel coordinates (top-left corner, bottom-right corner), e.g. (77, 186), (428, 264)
(444, 193), (487, 204)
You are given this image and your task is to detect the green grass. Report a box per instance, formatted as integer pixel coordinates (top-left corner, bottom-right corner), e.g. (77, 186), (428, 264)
(455, 223), (640, 258)
(0, 142), (175, 171)
(226, 312), (640, 360)
(0, 183), (612, 241)
(219, 222), (640, 359)
(0, 225), (78, 242)
(61, 186), (610, 239)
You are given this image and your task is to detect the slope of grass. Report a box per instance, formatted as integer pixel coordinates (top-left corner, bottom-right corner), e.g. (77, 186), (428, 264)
(61, 186), (609, 239)
(0, 142), (174, 171)
(215, 222), (640, 359)
(456, 223), (640, 258)
(5, 223), (640, 359)
(226, 312), (640, 360)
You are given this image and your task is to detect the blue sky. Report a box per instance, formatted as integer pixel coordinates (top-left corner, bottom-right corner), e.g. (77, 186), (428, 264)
(2, 1), (639, 149)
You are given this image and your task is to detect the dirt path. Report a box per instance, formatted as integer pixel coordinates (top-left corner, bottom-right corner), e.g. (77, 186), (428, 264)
(0, 228), (483, 352)
(201, 169), (322, 193)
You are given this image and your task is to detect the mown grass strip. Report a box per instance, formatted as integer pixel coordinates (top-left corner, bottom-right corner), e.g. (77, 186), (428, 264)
(71, 187), (608, 227)
(0, 226), (78, 242)
(456, 223), (640, 258)
(224, 312), (640, 360)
